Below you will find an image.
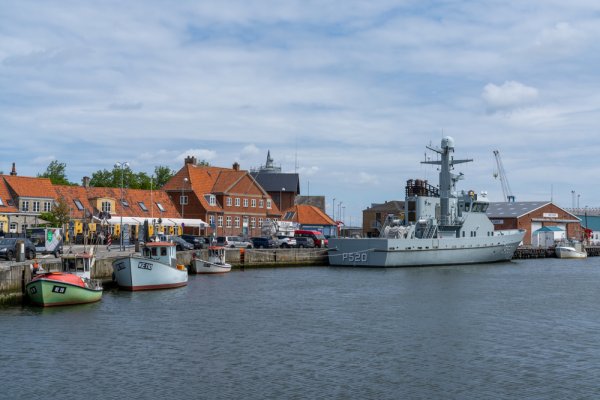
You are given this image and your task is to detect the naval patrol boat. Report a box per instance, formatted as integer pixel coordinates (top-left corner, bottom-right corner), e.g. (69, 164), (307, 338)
(328, 136), (525, 267)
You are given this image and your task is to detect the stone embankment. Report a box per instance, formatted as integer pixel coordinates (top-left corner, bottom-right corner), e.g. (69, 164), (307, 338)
(0, 247), (329, 305)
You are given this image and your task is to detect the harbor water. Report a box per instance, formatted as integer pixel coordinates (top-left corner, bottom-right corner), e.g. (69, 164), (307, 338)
(2, 258), (600, 399)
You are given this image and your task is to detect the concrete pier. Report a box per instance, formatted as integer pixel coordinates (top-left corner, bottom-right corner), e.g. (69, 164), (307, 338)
(0, 247), (329, 304)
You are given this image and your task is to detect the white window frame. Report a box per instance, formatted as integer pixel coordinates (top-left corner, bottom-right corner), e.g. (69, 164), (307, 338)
(218, 216), (223, 227)
(226, 197), (232, 206)
(180, 195), (188, 205)
(258, 218), (263, 227)
(234, 217), (240, 228)
(251, 217), (256, 228)
(226, 216), (232, 228)
(259, 199), (264, 208)
(44, 201), (52, 212)
(209, 195), (216, 206)
(266, 200), (272, 209)
(21, 200), (29, 212)
(102, 201), (112, 212)
(243, 199), (248, 207)
(235, 198), (240, 207)
(251, 199), (256, 208)
(32, 201), (40, 213)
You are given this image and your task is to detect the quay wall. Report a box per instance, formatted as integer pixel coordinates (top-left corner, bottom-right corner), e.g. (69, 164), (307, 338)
(0, 248), (328, 304)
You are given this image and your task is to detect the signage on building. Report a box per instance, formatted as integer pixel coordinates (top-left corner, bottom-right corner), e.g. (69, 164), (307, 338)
(490, 219), (504, 225)
(543, 213), (559, 218)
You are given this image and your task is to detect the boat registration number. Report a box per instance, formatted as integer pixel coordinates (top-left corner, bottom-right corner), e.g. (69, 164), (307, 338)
(342, 252), (368, 262)
(138, 262), (153, 271)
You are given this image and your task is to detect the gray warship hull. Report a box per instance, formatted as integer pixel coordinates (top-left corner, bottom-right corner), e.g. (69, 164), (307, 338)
(328, 230), (525, 267)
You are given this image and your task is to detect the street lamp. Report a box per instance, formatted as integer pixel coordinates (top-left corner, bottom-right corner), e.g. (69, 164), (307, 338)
(115, 161), (129, 251)
(181, 177), (189, 219)
(332, 197), (336, 221)
(280, 187), (285, 211)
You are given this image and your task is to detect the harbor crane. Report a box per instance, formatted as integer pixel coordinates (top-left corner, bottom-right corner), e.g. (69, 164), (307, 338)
(493, 150), (515, 202)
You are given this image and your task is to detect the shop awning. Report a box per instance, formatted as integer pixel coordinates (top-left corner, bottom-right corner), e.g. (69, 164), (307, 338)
(105, 216), (208, 227)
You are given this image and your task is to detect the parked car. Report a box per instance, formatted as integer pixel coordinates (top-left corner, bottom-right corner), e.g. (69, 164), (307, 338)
(216, 236), (253, 248)
(295, 230), (328, 248)
(181, 234), (208, 249)
(276, 235), (297, 248)
(0, 237), (37, 260)
(294, 237), (315, 248)
(251, 237), (277, 249)
(158, 235), (194, 251)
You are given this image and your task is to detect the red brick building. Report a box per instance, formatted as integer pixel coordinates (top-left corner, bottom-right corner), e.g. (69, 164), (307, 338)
(163, 157), (281, 237)
(486, 201), (582, 245)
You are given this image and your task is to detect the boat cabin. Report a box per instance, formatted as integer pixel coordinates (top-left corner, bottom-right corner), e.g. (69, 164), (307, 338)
(142, 241), (178, 266)
(207, 246), (226, 265)
(62, 253), (94, 279)
(458, 191), (490, 214)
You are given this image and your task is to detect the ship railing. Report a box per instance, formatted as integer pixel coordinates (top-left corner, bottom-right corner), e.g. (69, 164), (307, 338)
(423, 222), (437, 239)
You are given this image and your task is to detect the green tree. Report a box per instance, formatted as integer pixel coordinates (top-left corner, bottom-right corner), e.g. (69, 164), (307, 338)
(89, 169), (114, 187)
(153, 166), (175, 188)
(40, 197), (71, 228)
(88, 165), (174, 189)
(38, 160), (76, 185)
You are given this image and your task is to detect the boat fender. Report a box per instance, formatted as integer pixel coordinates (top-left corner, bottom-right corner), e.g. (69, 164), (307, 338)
(176, 264), (186, 271)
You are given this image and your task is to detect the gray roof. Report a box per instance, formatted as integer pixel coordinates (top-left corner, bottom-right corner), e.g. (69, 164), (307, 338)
(486, 201), (550, 218)
(250, 172), (300, 194)
(365, 201), (404, 212)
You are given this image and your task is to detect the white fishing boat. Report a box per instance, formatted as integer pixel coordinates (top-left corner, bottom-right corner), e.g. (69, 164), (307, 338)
(112, 241), (188, 290)
(328, 137), (526, 267)
(190, 246), (232, 274)
(555, 244), (587, 259)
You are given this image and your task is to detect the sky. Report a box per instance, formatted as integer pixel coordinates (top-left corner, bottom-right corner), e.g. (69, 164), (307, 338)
(1, 0), (600, 225)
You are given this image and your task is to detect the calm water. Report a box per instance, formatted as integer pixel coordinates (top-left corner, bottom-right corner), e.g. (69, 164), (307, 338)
(2, 258), (600, 399)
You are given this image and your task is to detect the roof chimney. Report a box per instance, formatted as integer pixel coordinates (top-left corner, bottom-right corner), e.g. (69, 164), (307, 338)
(10, 162), (17, 176)
(82, 176), (91, 188)
(185, 156), (197, 165)
(232, 162), (240, 171)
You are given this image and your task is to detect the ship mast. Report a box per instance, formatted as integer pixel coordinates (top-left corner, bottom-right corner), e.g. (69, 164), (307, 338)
(421, 137), (472, 226)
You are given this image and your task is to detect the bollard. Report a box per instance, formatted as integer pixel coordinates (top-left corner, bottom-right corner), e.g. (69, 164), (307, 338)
(16, 240), (25, 262)
(240, 248), (245, 264)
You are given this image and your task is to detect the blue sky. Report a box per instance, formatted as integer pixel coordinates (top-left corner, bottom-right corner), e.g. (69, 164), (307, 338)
(2, 0), (600, 225)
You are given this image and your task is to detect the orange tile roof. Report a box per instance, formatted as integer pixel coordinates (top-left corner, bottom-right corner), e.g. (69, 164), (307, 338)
(3, 175), (57, 199)
(54, 185), (181, 219)
(0, 177), (18, 213)
(286, 204), (335, 225)
(163, 163), (271, 212)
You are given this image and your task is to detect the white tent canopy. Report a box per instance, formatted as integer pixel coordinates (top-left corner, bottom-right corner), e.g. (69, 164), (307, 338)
(104, 216), (208, 228)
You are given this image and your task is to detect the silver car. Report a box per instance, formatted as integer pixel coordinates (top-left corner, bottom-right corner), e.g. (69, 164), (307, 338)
(216, 236), (253, 248)
(276, 236), (297, 248)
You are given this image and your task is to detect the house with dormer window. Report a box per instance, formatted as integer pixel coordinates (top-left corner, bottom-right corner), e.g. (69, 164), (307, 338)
(0, 173), (56, 234)
(163, 156), (281, 237)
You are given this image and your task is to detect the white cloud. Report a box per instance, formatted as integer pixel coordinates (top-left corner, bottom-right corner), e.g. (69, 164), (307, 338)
(2, 1), (600, 222)
(239, 144), (260, 159)
(357, 172), (379, 186)
(482, 81), (539, 111)
(533, 22), (586, 56)
(176, 149), (217, 163)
